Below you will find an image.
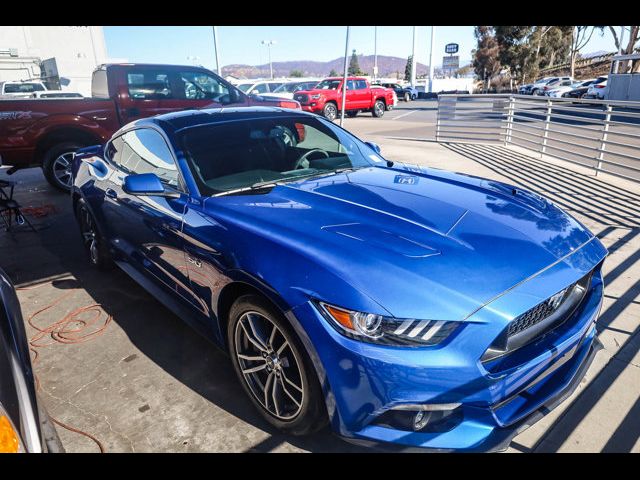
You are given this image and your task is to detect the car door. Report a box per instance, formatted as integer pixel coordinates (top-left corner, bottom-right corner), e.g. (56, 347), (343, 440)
(97, 128), (193, 302)
(344, 79), (358, 110)
(118, 66), (176, 124)
(353, 79), (370, 108)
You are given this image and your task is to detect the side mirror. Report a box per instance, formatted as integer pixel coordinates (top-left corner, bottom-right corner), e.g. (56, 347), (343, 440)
(123, 173), (179, 198)
(365, 141), (381, 155)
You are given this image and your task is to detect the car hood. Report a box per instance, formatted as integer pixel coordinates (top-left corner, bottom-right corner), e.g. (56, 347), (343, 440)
(207, 165), (598, 320)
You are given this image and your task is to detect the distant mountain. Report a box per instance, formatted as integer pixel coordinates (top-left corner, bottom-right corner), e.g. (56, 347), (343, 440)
(222, 54), (430, 79)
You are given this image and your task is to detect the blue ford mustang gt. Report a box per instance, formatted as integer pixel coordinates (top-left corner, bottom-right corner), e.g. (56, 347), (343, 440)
(71, 107), (607, 452)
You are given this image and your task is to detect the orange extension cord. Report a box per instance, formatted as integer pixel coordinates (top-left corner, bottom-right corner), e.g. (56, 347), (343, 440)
(17, 281), (111, 453)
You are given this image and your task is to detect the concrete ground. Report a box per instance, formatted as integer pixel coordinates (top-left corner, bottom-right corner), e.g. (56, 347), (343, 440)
(1, 100), (638, 452)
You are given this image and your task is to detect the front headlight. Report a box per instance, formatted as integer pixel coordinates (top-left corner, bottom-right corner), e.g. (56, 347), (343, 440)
(317, 302), (461, 347)
(310, 94), (323, 100)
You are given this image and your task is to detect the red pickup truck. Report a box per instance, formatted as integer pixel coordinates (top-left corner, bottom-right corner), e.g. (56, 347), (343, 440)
(0, 63), (300, 191)
(293, 77), (395, 121)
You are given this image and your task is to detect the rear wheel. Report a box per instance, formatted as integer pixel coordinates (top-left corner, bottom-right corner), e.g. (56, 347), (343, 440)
(75, 198), (112, 270)
(42, 142), (85, 192)
(228, 294), (327, 435)
(372, 100), (386, 118)
(322, 102), (337, 121)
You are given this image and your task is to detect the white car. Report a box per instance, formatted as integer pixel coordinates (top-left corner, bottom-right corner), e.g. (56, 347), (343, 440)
(259, 80), (319, 100)
(546, 79), (595, 98)
(584, 75), (608, 100)
(235, 80), (286, 96)
(30, 91), (83, 99)
(0, 80), (48, 98)
(531, 76), (572, 96)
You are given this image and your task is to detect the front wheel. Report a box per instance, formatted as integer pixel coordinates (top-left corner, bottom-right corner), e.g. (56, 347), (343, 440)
(322, 102), (337, 122)
(75, 198), (112, 270)
(228, 294), (327, 435)
(372, 100), (386, 118)
(404, 92), (411, 102)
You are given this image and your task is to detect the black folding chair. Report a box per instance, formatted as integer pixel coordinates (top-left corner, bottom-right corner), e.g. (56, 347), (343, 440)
(0, 179), (36, 233)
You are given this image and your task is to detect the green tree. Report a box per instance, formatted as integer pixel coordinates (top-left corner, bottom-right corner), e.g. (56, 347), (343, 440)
(289, 69), (303, 78)
(329, 68), (339, 77)
(472, 26), (501, 80)
(348, 50), (362, 75)
(404, 55), (413, 82)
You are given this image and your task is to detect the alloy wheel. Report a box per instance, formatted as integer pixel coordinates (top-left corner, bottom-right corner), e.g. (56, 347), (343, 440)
(52, 152), (75, 188)
(79, 205), (99, 265)
(234, 311), (305, 421)
(324, 104), (337, 121)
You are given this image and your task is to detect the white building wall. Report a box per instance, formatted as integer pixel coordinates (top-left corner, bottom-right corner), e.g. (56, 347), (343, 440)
(0, 26), (108, 96)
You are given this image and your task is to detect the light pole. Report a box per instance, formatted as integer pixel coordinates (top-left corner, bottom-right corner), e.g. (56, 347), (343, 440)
(340, 26), (350, 127)
(212, 26), (221, 75)
(428, 26), (435, 93)
(411, 26), (417, 87)
(373, 26), (378, 83)
(261, 40), (276, 79)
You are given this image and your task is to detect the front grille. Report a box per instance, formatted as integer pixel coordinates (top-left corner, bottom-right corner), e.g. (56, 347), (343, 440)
(482, 270), (593, 363)
(294, 93), (309, 104)
(507, 292), (564, 337)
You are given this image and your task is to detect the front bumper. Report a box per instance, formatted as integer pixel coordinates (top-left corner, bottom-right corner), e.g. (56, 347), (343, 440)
(289, 247), (606, 451)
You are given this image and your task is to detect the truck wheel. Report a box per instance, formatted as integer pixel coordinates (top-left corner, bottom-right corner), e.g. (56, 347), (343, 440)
(322, 103), (337, 122)
(346, 110), (359, 118)
(43, 142), (84, 192)
(404, 92), (411, 102)
(372, 100), (386, 118)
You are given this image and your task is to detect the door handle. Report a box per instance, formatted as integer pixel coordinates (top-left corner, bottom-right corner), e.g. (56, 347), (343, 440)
(105, 188), (118, 199)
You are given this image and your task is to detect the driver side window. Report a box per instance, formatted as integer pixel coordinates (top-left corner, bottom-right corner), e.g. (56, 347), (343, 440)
(177, 70), (233, 103)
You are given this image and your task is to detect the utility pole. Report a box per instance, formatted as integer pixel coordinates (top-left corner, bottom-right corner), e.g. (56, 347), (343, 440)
(373, 26), (378, 82)
(261, 40), (276, 79)
(411, 26), (417, 87)
(212, 26), (221, 75)
(428, 26), (435, 93)
(340, 26), (350, 127)
(614, 26), (626, 74)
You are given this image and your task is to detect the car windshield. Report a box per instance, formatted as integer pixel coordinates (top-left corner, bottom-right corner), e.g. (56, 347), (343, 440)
(180, 115), (379, 196)
(274, 83), (306, 93)
(4, 82), (45, 93)
(315, 80), (341, 90)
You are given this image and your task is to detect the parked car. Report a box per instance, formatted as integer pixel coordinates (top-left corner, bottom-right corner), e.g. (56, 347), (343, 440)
(72, 106), (607, 452)
(260, 81), (319, 100)
(562, 80), (597, 99)
(376, 83), (418, 102)
(0, 268), (64, 453)
(542, 78), (575, 96)
(235, 80), (285, 96)
(0, 64), (299, 192)
(530, 76), (572, 96)
(518, 83), (533, 95)
(547, 79), (595, 98)
(293, 77), (395, 121)
(30, 91), (84, 99)
(584, 75), (608, 100)
(0, 80), (48, 98)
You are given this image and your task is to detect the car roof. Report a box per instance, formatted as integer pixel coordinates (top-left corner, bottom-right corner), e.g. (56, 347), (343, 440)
(131, 106), (315, 133)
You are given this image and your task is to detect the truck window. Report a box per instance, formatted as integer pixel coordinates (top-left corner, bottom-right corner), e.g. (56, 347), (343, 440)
(252, 83), (270, 95)
(346, 80), (356, 90)
(126, 70), (173, 100)
(112, 129), (179, 187)
(178, 71), (234, 103)
(355, 80), (367, 89)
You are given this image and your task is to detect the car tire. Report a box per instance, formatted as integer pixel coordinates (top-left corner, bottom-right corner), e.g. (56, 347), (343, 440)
(227, 294), (327, 436)
(346, 110), (359, 118)
(372, 100), (386, 118)
(75, 197), (113, 271)
(404, 92), (410, 102)
(322, 102), (337, 122)
(42, 141), (85, 192)
(411, 94), (417, 100)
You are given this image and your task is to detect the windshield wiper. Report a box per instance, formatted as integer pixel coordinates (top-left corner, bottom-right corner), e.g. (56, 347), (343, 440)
(213, 180), (280, 197)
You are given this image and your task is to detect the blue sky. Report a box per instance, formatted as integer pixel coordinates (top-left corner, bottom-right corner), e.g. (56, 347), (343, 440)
(104, 26), (618, 70)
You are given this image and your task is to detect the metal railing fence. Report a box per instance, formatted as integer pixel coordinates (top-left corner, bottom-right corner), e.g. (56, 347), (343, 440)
(436, 94), (640, 183)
